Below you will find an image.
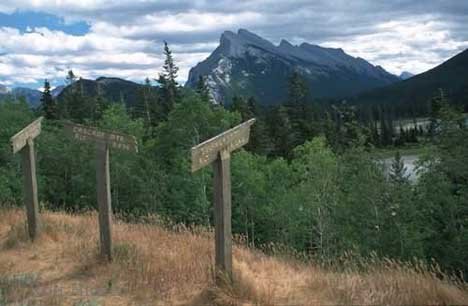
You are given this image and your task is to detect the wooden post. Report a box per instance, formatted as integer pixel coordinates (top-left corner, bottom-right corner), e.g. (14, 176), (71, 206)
(96, 143), (112, 261)
(191, 119), (255, 282)
(10, 117), (44, 241)
(63, 122), (138, 261)
(213, 150), (232, 277)
(21, 139), (41, 240)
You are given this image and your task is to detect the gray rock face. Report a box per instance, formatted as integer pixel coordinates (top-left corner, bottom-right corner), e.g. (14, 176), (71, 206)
(186, 29), (399, 105)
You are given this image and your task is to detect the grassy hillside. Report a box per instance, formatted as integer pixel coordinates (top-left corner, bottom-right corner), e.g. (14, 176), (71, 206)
(0, 208), (467, 305)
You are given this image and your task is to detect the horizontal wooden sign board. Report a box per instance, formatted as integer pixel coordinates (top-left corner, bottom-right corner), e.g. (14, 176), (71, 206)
(11, 117), (44, 154)
(191, 118), (255, 172)
(63, 122), (138, 152)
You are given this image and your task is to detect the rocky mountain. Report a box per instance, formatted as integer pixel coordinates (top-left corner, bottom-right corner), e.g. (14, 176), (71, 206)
(355, 48), (468, 114)
(186, 29), (399, 105)
(399, 71), (414, 80)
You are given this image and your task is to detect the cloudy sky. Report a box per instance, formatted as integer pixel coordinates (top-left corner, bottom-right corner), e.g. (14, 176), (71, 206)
(0, 0), (467, 89)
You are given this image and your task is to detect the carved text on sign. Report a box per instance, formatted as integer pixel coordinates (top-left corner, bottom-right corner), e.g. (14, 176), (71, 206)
(64, 122), (138, 152)
(191, 119), (255, 172)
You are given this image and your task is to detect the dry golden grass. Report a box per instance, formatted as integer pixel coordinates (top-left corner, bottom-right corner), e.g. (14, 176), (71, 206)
(0, 207), (467, 305)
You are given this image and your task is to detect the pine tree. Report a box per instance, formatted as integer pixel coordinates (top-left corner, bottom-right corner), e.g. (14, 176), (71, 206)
(157, 41), (179, 119)
(196, 75), (211, 103)
(288, 71), (308, 106)
(428, 89), (447, 138)
(65, 70), (77, 86)
(247, 96), (261, 116)
(230, 96), (252, 120)
(92, 82), (109, 122)
(286, 71), (309, 146)
(389, 151), (409, 184)
(40, 79), (58, 119)
(269, 106), (295, 158)
(330, 102), (366, 152)
(64, 77), (90, 122)
(134, 77), (155, 125)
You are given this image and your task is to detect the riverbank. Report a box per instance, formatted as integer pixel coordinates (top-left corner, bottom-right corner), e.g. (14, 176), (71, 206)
(369, 143), (434, 160)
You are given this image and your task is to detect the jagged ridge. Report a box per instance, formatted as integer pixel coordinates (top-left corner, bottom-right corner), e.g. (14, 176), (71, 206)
(186, 29), (399, 105)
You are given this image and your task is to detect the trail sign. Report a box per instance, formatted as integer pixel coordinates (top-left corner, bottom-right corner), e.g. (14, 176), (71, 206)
(64, 122), (138, 152)
(64, 122), (138, 261)
(10, 117), (44, 240)
(191, 118), (255, 280)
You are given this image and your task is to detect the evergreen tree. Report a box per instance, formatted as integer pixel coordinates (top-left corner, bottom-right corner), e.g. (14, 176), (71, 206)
(287, 71), (308, 106)
(157, 41), (179, 120)
(230, 96), (252, 120)
(65, 70), (77, 86)
(237, 97), (272, 155)
(196, 75), (211, 103)
(269, 106), (295, 158)
(389, 151), (409, 184)
(91, 82), (109, 122)
(247, 96), (261, 116)
(428, 89), (447, 139)
(135, 77), (158, 126)
(330, 102), (366, 152)
(63, 77), (91, 122)
(286, 71), (309, 146)
(40, 79), (58, 120)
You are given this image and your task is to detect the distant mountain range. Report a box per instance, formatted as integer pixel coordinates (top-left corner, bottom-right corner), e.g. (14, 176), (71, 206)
(185, 29), (400, 105)
(0, 85), (64, 107)
(355, 48), (468, 113)
(2, 28), (467, 114)
(0, 77), (150, 108)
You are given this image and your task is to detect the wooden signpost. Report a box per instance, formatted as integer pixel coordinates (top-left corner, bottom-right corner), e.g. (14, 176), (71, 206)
(10, 117), (44, 241)
(64, 122), (138, 261)
(191, 118), (255, 280)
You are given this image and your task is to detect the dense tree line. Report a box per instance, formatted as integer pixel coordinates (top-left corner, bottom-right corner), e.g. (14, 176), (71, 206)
(229, 72), (432, 158)
(0, 44), (467, 278)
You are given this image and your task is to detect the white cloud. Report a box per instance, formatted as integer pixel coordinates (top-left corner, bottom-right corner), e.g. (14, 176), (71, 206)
(0, 1), (467, 87)
(91, 11), (262, 38)
(322, 18), (468, 74)
(0, 26), (171, 86)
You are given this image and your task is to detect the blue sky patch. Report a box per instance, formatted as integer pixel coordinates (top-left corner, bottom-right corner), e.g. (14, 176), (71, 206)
(0, 10), (90, 35)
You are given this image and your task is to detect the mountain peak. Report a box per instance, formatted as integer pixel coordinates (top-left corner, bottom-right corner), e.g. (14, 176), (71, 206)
(186, 29), (399, 104)
(279, 39), (294, 48)
(399, 71), (414, 80)
(237, 28), (264, 41)
(219, 29), (276, 57)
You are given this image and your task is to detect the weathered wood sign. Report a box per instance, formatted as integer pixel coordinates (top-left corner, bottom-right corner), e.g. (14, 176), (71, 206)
(10, 117), (44, 240)
(64, 122), (138, 261)
(64, 122), (138, 152)
(191, 118), (255, 280)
